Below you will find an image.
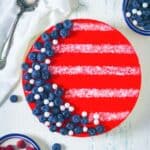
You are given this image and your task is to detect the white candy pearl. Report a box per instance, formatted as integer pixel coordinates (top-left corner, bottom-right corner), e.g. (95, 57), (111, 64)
(60, 105), (65, 111)
(44, 112), (50, 118)
(65, 103), (70, 108)
(142, 2), (148, 8)
(34, 65), (40, 71)
(41, 48), (46, 53)
(93, 113), (99, 119)
(132, 20), (138, 26)
(52, 83), (58, 90)
(56, 122), (62, 127)
(81, 111), (88, 117)
(38, 87), (44, 93)
(44, 121), (50, 127)
(29, 79), (35, 84)
(132, 8), (137, 14)
(83, 126), (88, 132)
(69, 106), (74, 112)
(44, 99), (49, 105)
(137, 10), (142, 16)
(52, 39), (58, 45)
(28, 68), (33, 73)
(94, 119), (99, 125)
(68, 130), (74, 136)
(45, 59), (51, 64)
(34, 94), (40, 100)
(126, 12), (131, 17)
(49, 102), (54, 107)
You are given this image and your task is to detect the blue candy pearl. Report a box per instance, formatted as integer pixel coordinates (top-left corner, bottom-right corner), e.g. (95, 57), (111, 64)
(96, 125), (105, 134)
(63, 19), (73, 29)
(66, 122), (74, 130)
(34, 42), (42, 50)
(22, 63), (29, 71)
(72, 115), (81, 123)
(41, 33), (50, 41)
(60, 28), (69, 38)
(50, 30), (59, 39)
(50, 125), (57, 132)
(31, 71), (41, 79)
(39, 115), (47, 123)
(74, 126), (82, 134)
(52, 143), (61, 150)
(26, 93), (34, 102)
(10, 95), (18, 103)
(81, 117), (88, 125)
(37, 53), (46, 62)
(24, 83), (33, 91)
(60, 128), (68, 135)
(88, 128), (97, 136)
(23, 73), (31, 80)
(28, 52), (37, 61)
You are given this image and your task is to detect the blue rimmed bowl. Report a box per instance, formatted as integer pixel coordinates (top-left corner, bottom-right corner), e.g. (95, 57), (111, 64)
(123, 0), (150, 36)
(0, 133), (40, 150)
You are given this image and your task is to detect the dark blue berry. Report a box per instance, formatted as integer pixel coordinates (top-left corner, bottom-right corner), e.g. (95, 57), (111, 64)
(44, 84), (52, 92)
(44, 41), (52, 49)
(96, 125), (105, 134)
(56, 23), (63, 30)
(23, 73), (31, 80)
(62, 110), (71, 119)
(28, 52), (37, 61)
(34, 42), (42, 50)
(41, 63), (49, 70)
(53, 97), (63, 106)
(40, 92), (48, 99)
(81, 117), (88, 125)
(22, 63), (29, 71)
(35, 79), (45, 87)
(39, 115), (47, 123)
(36, 100), (43, 107)
(60, 28), (69, 38)
(24, 83), (33, 91)
(51, 107), (60, 115)
(37, 53), (46, 62)
(48, 115), (58, 123)
(54, 88), (63, 97)
(10, 95), (18, 103)
(41, 33), (50, 41)
(88, 128), (97, 136)
(72, 115), (81, 124)
(50, 30), (59, 39)
(31, 71), (41, 79)
(26, 93), (34, 102)
(57, 114), (64, 122)
(63, 19), (73, 29)
(66, 122), (74, 130)
(41, 105), (50, 112)
(60, 128), (68, 135)
(32, 87), (38, 94)
(74, 126), (82, 134)
(45, 49), (54, 57)
(33, 108), (41, 116)
(41, 70), (50, 80)
(50, 125), (57, 132)
(52, 143), (61, 150)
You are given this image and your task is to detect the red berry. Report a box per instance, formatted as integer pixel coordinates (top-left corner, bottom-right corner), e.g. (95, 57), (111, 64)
(26, 146), (35, 150)
(0, 147), (6, 150)
(5, 145), (14, 150)
(16, 140), (26, 149)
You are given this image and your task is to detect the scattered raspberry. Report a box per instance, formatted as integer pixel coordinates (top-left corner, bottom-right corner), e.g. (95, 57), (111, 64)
(16, 140), (26, 149)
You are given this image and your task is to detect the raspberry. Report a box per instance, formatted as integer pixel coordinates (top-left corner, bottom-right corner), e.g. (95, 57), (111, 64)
(16, 140), (26, 149)
(26, 146), (35, 150)
(5, 145), (14, 150)
(0, 147), (6, 150)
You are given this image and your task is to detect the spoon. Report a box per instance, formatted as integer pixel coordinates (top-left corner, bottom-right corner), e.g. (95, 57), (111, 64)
(0, 0), (39, 70)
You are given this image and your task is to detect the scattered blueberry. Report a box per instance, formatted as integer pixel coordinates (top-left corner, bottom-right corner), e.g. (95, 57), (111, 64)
(60, 128), (68, 135)
(56, 23), (63, 30)
(37, 53), (46, 62)
(41, 33), (50, 41)
(45, 49), (54, 57)
(63, 19), (73, 29)
(52, 143), (61, 150)
(31, 70), (41, 79)
(80, 117), (88, 125)
(72, 115), (81, 124)
(44, 41), (51, 49)
(49, 124), (57, 132)
(88, 128), (97, 136)
(74, 126), (82, 134)
(60, 28), (69, 38)
(26, 93), (34, 102)
(96, 125), (105, 134)
(28, 52), (37, 61)
(66, 122), (74, 130)
(50, 30), (59, 39)
(24, 83), (33, 91)
(23, 73), (31, 80)
(39, 115), (47, 123)
(22, 63), (29, 71)
(34, 42), (42, 50)
(10, 95), (18, 103)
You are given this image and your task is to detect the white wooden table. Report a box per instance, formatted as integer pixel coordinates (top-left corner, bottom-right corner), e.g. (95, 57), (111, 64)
(0, 0), (150, 149)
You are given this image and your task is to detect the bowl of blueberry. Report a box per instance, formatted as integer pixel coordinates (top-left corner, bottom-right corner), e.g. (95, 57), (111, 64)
(0, 133), (40, 150)
(123, 0), (150, 36)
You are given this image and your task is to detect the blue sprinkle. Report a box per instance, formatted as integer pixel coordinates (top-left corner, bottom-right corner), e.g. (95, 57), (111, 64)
(56, 23), (63, 30)
(26, 93), (34, 102)
(10, 95), (18, 103)
(74, 126), (82, 134)
(96, 125), (105, 134)
(34, 42), (42, 50)
(66, 122), (74, 130)
(31, 71), (41, 79)
(80, 117), (88, 125)
(22, 63), (29, 71)
(23, 73), (31, 80)
(37, 53), (47, 62)
(60, 28), (69, 38)
(88, 128), (97, 136)
(39, 115), (47, 123)
(60, 128), (68, 135)
(41, 33), (50, 41)
(52, 143), (61, 150)
(28, 52), (37, 61)
(50, 125), (57, 132)
(63, 19), (73, 29)
(24, 83), (33, 91)
(50, 30), (59, 39)
(72, 115), (81, 124)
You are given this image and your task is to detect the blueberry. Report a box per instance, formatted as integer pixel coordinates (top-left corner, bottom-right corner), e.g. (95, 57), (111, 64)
(44, 41), (52, 49)
(28, 52), (37, 61)
(57, 114), (64, 122)
(56, 23), (63, 30)
(44, 84), (52, 92)
(63, 19), (73, 29)
(54, 88), (63, 97)
(41, 70), (50, 80)
(53, 97), (63, 106)
(40, 92), (48, 99)
(36, 100), (43, 107)
(45, 49), (54, 57)
(22, 63), (29, 71)
(24, 83), (33, 91)
(41, 105), (50, 112)
(60, 128), (68, 135)
(49, 125), (57, 132)
(41, 33), (50, 41)
(131, 0), (140, 8)
(62, 110), (71, 119)
(26, 93), (34, 102)
(48, 114), (58, 123)
(37, 53), (46, 62)
(60, 28), (69, 38)
(50, 30), (59, 39)
(10, 95), (18, 103)
(143, 24), (150, 30)
(81, 117), (88, 125)
(32, 87), (38, 94)
(48, 92), (55, 101)
(72, 115), (81, 124)
(35, 79), (45, 87)
(33, 108), (41, 116)
(41, 63), (49, 70)
(96, 125), (105, 134)
(31, 71), (41, 79)
(39, 115), (47, 123)
(51, 107), (60, 115)
(66, 122), (74, 130)
(23, 73), (31, 80)
(34, 42), (42, 50)
(74, 126), (82, 134)
(52, 143), (61, 150)
(88, 128), (97, 136)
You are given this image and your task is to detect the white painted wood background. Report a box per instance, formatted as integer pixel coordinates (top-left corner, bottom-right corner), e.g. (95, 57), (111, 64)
(0, 0), (150, 150)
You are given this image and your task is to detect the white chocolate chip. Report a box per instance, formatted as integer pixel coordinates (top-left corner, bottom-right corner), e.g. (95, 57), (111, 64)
(93, 113), (99, 119)
(41, 48), (46, 53)
(137, 10), (142, 16)
(44, 121), (50, 127)
(132, 8), (137, 14)
(65, 103), (70, 108)
(69, 106), (74, 112)
(126, 12), (131, 17)
(142, 2), (148, 8)
(132, 20), (138, 26)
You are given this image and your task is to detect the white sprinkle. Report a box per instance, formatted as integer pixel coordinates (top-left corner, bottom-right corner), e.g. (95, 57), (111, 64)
(142, 2), (148, 8)
(38, 87), (44, 93)
(137, 10), (142, 16)
(34, 94), (40, 100)
(41, 48), (46, 53)
(44, 99), (49, 105)
(132, 8), (137, 14)
(52, 39), (58, 45)
(49, 102), (54, 107)
(52, 83), (58, 90)
(44, 121), (50, 127)
(68, 130), (74, 136)
(29, 79), (35, 84)
(126, 12), (131, 17)
(93, 113), (99, 119)
(94, 119), (99, 125)
(34, 65), (40, 71)
(132, 20), (138, 26)
(83, 126), (88, 132)
(81, 111), (88, 117)
(65, 103), (70, 108)
(60, 105), (65, 111)
(28, 68), (33, 73)
(44, 112), (50, 118)
(45, 59), (51, 64)
(69, 106), (74, 112)
(56, 122), (62, 127)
